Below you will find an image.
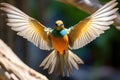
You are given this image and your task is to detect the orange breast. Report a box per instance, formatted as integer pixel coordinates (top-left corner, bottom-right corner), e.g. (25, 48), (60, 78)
(51, 34), (69, 54)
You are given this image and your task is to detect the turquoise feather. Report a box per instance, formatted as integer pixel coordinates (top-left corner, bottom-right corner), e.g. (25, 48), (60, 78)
(52, 29), (67, 37)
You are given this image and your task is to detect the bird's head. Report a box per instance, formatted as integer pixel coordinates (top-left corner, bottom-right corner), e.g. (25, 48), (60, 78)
(54, 20), (64, 31)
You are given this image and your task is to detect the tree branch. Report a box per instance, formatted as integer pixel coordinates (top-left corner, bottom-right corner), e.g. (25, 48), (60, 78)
(59, 0), (120, 30)
(0, 39), (48, 80)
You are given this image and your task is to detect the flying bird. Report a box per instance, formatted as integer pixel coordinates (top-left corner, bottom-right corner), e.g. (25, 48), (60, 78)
(0, 0), (118, 76)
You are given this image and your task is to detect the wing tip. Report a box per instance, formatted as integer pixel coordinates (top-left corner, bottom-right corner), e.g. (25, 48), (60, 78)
(111, 0), (117, 3)
(0, 7), (4, 11)
(0, 2), (9, 6)
(108, 0), (118, 7)
(0, 3), (5, 5)
(115, 8), (119, 11)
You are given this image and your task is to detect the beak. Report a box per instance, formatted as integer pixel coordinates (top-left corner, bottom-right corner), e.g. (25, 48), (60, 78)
(57, 24), (61, 27)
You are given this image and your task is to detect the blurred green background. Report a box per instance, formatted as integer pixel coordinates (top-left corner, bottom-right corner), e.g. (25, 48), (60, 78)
(0, 0), (120, 80)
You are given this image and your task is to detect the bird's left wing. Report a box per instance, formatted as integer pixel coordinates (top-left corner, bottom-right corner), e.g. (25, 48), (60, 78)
(0, 3), (52, 50)
(68, 0), (118, 49)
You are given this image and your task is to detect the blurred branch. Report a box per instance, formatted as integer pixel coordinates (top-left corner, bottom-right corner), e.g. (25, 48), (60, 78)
(59, 0), (120, 30)
(0, 39), (48, 80)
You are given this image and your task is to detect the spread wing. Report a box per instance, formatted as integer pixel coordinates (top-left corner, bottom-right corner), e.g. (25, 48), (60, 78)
(0, 3), (52, 50)
(68, 0), (118, 49)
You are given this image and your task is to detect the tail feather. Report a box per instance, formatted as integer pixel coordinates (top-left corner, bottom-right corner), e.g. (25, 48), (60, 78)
(68, 50), (84, 70)
(40, 50), (57, 74)
(40, 50), (84, 76)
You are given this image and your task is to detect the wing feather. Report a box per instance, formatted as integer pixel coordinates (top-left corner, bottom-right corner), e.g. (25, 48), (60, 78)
(0, 3), (52, 50)
(68, 0), (118, 49)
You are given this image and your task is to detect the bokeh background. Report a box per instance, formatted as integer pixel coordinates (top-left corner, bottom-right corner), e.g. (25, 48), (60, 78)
(0, 0), (120, 80)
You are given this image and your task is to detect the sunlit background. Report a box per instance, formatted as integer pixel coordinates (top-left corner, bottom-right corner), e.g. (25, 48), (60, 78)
(0, 0), (120, 80)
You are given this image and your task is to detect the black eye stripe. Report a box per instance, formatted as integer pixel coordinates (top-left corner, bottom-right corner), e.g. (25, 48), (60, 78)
(55, 23), (58, 26)
(55, 24), (63, 26)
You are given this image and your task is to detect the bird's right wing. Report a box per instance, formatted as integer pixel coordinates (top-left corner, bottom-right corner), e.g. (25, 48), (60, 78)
(0, 3), (52, 50)
(68, 0), (118, 49)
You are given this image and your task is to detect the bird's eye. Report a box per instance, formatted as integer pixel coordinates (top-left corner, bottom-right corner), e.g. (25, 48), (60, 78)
(55, 23), (58, 26)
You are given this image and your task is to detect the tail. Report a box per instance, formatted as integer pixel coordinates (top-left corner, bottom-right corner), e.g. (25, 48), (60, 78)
(40, 50), (84, 76)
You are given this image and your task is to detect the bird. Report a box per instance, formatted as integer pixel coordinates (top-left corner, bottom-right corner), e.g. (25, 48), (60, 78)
(0, 0), (118, 76)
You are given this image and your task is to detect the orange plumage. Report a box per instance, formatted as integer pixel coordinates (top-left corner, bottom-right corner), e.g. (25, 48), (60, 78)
(50, 32), (69, 54)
